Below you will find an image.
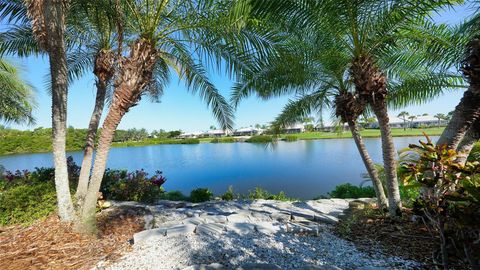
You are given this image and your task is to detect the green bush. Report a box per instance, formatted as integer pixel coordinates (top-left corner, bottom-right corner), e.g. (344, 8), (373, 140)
(247, 187), (294, 201)
(283, 135), (298, 142)
(0, 182), (57, 226)
(468, 142), (480, 162)
(190, 188), (213, 203)
(328, 183), (376, 199)
(245, 135), (273, 143)
(221, 186), (237, 201)
(159, 190), (188, 201)
(100, 169), (166, 203)
(211, 137), (236, 143)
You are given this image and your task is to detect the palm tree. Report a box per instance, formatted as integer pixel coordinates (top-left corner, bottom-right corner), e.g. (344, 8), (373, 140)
(237, 0), (460, 216)
(232, 31), (390, 209)
(0, 58), (35, 124)
(434, 113), (446, 127)
(22, 0), (76, 221)
(414, 3), (480, 150)
(77, 0), (270, 233)
(397, 111), (409, 131)
(408, 115), (417, 129)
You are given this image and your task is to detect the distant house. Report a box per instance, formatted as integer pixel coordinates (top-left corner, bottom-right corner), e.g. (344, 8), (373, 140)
(206, 129), (226, 137)
(178, 131), (204, 138)
(233, 127), (259, 136)
(284, 124), (305, 134)
(369, 115), (448, 129)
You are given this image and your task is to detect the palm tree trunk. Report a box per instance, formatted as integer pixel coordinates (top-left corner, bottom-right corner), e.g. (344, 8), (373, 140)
(77, 39), (157, 233)
(437, 90), (480, 149)
(44, 0), (76, 221)
(78, 98), (127, 233)
(456, 119), (480, 164)
(438, 39), (480, 149)
(76, 50), (114, 203)
(76, 80), (107, 203)
(371, 101), (402, 216)
(348, 120), (388, 209)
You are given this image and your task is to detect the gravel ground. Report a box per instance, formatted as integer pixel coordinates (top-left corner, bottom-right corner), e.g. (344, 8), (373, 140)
(96, 200), (421, 270)
(102, 228), (419, 270)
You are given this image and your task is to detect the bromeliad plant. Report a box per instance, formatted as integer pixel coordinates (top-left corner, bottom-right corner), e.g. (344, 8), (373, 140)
(402, 135), (480, 269)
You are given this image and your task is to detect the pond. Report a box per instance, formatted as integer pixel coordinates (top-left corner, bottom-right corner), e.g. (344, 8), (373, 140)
(0, 136), (433, 199)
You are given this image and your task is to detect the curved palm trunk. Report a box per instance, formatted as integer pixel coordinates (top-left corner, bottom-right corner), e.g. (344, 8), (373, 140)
(351, 55), (402, 216)
(456, 119), (480, 164)
(437, 39), (480, 149)
(348, 120), (388, 209)
(78, 39), (157, 233)
(75, 80), (107, 202)
(371, 102), (402, 216)
(41, 0), (76, 221)
(436, 90), (480, 149)
(76, 50), (114, 204)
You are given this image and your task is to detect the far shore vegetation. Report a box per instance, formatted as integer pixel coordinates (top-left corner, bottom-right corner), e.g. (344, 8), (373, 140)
(0, 126), (445, 155)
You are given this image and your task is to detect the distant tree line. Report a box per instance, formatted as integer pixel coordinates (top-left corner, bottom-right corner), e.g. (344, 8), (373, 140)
(0, 127), (182, 155)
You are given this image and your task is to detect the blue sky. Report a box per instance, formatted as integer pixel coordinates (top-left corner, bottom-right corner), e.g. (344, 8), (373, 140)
(4, 2), (477, 132)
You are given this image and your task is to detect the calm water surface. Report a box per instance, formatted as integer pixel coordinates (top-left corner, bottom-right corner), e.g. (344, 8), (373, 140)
(0, 136), (434, 199)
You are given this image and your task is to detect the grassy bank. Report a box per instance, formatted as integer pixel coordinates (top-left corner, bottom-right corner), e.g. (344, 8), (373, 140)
(0, 127), (444, 155)
(288, 127), (444, 140)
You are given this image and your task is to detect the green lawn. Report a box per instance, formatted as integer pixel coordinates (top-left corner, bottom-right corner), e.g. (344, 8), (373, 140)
(290, 127), (445, 140)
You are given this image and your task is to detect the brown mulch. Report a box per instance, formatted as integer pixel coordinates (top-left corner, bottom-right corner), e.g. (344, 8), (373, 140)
(334, 207), (469, 270)
(0, 208), (145, 270)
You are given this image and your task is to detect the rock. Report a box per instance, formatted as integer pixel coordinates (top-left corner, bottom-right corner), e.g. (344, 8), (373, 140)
(355, 267), (389, 270)
(254, 222), (282, 235)
(237, 263), (281, 270)
(286, 222), (320, 236)
(348, 201), (366, 210)
(133, 228), (167, 244)
(313, 214), (338, 224)
(182, 217), (205, 226)
(227, 213), (251, 223)
(270, 212), (291, 222)
(300, 265), (343, 270)
(203, 215), (228, 224)
(183, 263), (227, 270)
(166, 224), (197, 236)
(225, 222), (255, 234)
(144, 214), (154, 230)
(195, 223), (226, 236)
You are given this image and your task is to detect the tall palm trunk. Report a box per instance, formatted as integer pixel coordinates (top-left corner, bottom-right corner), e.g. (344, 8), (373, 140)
(335, 92), (388, 209)
(78, 39), (157, 233)
(456, 119), (480, 164)
(348, 120), (388, 209)
(352, 55), (402, 216)
(371, 101), (402, 216)
(76, 50), (114, 204)
(30, 0), (76, 221)
(437, 39), (480, 149)
(436, 90), (480, 149)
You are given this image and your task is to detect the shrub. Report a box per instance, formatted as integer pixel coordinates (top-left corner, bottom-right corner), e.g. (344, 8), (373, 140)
(245, 135), (273, 143)
(247, 187), (294, 201)
(283, 135), (298, 142)
(100, 169), (166, 203)
(328, 183), (376, 199)
(0, 182), (57, 226)
(190, 188), (213, 203)
(159, 190), (188, 201)
(221, 186), (237, 201)
(468, 141), (480, 162)
(403, 136), (480, 268)
(211, 137), (236, 143)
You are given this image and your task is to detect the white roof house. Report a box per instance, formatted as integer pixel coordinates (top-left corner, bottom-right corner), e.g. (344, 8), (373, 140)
(370, 115), (447, 128)
(178, 131), (205, 138)
(206, 129), (226, 137)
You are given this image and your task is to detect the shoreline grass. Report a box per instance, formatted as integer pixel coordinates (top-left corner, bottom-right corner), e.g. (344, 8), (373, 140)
(0, 127), (444, 156)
